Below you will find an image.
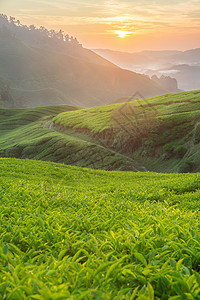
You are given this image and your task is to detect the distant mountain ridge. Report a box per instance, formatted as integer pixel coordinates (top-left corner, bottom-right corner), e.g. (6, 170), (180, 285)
(0, 14), (167, 108)
(93, 48), (200, 91)
(146, 64), (200, 91)
(93, 48), (200, 69)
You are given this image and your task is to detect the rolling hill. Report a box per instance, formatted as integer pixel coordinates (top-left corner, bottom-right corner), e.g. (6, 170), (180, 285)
(1, 90), (200, 173)
(52, 90), (200, 173)
(0, 104), (143, 171)
(1, 157), (200, 298)
(0, 15), (167, 108)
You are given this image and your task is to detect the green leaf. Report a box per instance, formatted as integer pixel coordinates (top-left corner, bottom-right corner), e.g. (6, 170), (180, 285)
(147, 282), (154, 300)
(2, 244), (8, 255)
(134, 252), (147, 267)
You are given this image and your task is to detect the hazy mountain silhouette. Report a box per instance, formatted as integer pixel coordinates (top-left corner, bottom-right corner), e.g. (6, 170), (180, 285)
(0, 14), (167, 108)
(94, 48), (200, 91)
(146, 65), (200, 91)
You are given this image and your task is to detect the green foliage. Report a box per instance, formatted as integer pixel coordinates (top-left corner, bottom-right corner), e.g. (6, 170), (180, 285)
(193, 122), (200, 144)
(0, 105), (142, 172)
(163, 144), (174, 159)
(178, 159), (194, 173)
(163, 144), (187, 160)
(1, 158), (200, 298)
(53, 90), (200, 172)
(173, 145), (187, 158)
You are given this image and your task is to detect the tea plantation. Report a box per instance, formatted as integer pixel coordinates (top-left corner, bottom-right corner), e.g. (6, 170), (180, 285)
(1, 158), (200, 299)
(0, 105), (139, 171)
(1, 90), (200, 173)
(53, 90), (200, 173)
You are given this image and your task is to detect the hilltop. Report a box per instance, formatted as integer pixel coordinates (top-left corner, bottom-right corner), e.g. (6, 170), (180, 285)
(1, 90), (200, 172)
(0, 14), (166, 108)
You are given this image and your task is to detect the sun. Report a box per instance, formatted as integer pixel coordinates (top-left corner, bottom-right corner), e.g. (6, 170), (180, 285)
(115, 30), (130, 38)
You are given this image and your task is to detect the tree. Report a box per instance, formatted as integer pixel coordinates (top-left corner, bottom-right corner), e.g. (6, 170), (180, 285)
(0, 14), (81, 52)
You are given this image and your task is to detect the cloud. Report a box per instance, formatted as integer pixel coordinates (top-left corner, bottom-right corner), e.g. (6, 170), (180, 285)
(2, 0), (200, 36)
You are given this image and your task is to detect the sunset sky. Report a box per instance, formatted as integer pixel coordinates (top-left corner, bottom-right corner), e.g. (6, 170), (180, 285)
(1, 0), (200, 52)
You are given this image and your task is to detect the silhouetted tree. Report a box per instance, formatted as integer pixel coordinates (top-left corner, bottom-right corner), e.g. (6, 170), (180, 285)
(0, 14), (81, 52)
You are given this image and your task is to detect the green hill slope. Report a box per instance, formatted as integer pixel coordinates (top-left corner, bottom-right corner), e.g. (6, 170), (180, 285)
(0, 105), (142, 171)
(1, 90), (200, 172)
(53, 90), (200, 172)
(1, 157), (200, 298)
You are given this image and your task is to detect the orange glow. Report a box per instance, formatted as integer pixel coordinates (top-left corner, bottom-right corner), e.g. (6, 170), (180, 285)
(1, 0), (200, 52)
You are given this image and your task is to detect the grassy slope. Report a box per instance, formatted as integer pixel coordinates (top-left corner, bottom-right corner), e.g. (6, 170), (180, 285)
(1, 90), (200, 172)
(1, 157), (200, 299)
(53, 90), (200, 173)
(0, 105), (141, 171)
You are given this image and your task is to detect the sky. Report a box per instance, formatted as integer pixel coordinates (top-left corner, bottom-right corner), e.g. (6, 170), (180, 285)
(1, 0), (200, 52)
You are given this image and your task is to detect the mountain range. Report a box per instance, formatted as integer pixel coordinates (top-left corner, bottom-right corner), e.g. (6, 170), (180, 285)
(93, 48), (200, 91)
(0, 14), (171, 108)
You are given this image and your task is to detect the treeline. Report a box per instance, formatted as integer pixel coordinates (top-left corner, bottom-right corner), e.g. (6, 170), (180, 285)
(0, 14), (81, 52)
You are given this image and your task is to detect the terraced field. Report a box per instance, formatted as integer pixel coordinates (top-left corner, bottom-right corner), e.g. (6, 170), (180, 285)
(53, 90), (200, 172)
(1, 157), (200, 299)
(1, 90), (200, 172)
(0, 105), (140, 171)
